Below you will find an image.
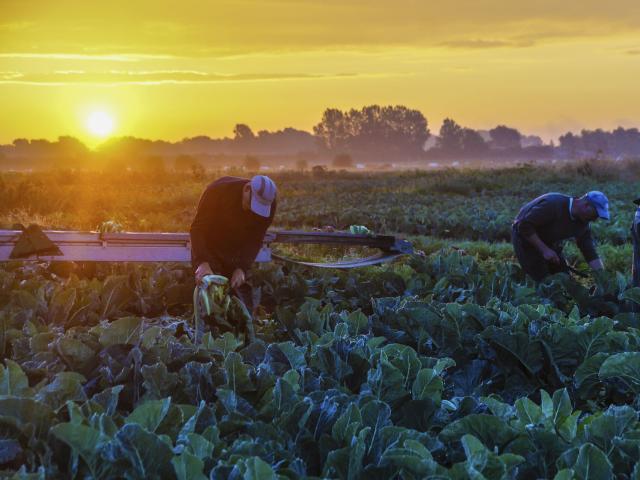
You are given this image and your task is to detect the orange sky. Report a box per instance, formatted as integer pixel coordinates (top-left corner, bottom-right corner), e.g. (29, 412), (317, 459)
(2, 0), (640, 144)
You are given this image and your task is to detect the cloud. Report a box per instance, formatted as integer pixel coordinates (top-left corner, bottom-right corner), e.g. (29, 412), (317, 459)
(439, 39), (534, 49)
(0, 22), (34, 32)
(0, 53), (174, 62)
(0, 71), (23, 80)
(2, 1), (640, 58)
(0, 69), (366, 85)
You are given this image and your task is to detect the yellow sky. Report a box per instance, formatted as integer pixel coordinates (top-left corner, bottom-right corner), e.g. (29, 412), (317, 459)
(2, 0), (640, 144)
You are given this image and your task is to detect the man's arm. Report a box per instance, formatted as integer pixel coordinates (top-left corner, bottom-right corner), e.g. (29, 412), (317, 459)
(523, 232), (561, 264)
(190, 185), (224, 279)
(576, 228), (603, 271)
(517, 198), (560, 262)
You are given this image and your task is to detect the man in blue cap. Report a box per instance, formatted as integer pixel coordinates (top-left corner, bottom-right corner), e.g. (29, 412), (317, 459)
(512, 191), (609, 282)
(190, 175), (277, 307)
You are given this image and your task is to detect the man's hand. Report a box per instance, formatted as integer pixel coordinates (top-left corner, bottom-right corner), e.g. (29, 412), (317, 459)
(525, 233), (560, 264)
(542, 248), (561, 264)
(231, 268), (245, 289)
(195, 262), (214, 284)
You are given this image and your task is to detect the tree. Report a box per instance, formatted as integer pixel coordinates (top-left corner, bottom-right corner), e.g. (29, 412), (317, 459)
(313, 109), (350, 151)
(233, 124), (255, 142)
(437, 118), (464, 153)
(558, 132), (582, 159)
(332, 153), (353, 169)
(313, 105), (430, 160)
(460, 128), (488, 155)
(489, 125), (522, 149)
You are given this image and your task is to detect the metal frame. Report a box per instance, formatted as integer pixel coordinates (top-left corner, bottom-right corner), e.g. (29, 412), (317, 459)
(0, 229), (413, 266)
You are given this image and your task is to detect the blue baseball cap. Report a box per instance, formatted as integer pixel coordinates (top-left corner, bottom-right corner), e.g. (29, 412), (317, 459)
(586, 191), (610, 221)
(249, 175), (277, 217)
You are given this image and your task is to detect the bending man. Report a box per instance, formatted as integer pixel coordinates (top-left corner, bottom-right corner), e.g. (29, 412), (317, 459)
(512, 191), (609, 282)
(190, 175), (277, 311)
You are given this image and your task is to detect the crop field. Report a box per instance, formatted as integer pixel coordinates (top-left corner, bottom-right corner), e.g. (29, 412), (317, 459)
(3, 162), (640, 479)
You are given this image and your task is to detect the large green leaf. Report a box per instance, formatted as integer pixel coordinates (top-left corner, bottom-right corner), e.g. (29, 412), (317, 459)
(242, 457), (278, 480)
(51, 422), (107, 477)
(103, 423), (177, 479)
(0, 359), (32, 396)
(126, 397), (172, 433)
(94, 316), (144, 347)
(224, 351), (255, 394)
(411, 368), (444, 404)
(557, 443), (613, 480)
(171, 452), (207, 480)
(440, 414), (520, 452)
(35, 372), (86, 411)
(599, 352), (640, 393)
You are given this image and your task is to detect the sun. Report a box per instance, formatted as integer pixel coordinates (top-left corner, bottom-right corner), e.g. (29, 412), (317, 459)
(86, 111), (115, 137)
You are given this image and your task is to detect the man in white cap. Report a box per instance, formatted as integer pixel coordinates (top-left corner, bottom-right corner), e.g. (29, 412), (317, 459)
(512, 191), (609, 282)
(190, 175), (277, 296)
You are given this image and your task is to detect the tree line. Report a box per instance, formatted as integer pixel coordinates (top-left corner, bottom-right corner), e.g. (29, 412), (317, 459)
(2, 105), (640, 170)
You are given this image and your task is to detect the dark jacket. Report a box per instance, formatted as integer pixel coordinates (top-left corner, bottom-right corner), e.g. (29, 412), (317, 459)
(513, 193), (598, 262)
(190, 177), (277, 276)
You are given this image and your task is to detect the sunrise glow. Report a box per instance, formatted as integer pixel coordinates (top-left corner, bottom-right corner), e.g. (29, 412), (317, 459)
(86, 111), (114, 137)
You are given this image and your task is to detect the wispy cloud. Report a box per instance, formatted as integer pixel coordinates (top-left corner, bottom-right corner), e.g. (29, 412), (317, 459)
(0, 69), (368, 85)
(0, 71), (24, 80)
(439, 39), (534, 49)
(0, 22), (34, 32)
(0, 53), (174, 62)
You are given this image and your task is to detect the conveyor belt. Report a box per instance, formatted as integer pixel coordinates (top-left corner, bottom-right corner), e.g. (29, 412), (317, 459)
(0, 228), (413, 268)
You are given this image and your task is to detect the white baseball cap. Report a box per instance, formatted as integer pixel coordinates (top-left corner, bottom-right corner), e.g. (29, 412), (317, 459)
(250, 175), (277, 217)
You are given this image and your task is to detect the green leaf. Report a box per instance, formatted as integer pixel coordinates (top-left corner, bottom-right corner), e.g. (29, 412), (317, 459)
(515, 397), (543, 426)
(242, 457), (278, 480)
(224, 352), (255, 394)
(104, 423), (177, 479)
(440, 414), (520, 452)
(572, 443), (613, 480)
(276, 341), (307, 370)
(56, 336), (96, 367)
(599, 352), (640, 392)
(35, 372), (86, 411)
(461, 434), (488, 472)
(209, 331), (242, 356)
(126, 397), (172, 433)
(583, 405), (638, 454)
(345, 309), (368, 335)
(332, 403), (362, 446)
(411, 368), (444, 404)
(172, 452), (207, 480)
(47, 286), (77, 324)
(575, 353), (608, 399)
(554, 469), (575, 480)
(51, 423), (106, 477)
(94, 316), (144, 347)
(620, 287), (640, 305)
(0, 359), (32, 396)
(378, 439), (437, 477)
(141, 362), (179, 400)
(0, 397), (54, 439)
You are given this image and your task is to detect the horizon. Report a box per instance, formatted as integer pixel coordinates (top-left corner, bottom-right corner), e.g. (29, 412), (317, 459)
(2, 1), (640, 145)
